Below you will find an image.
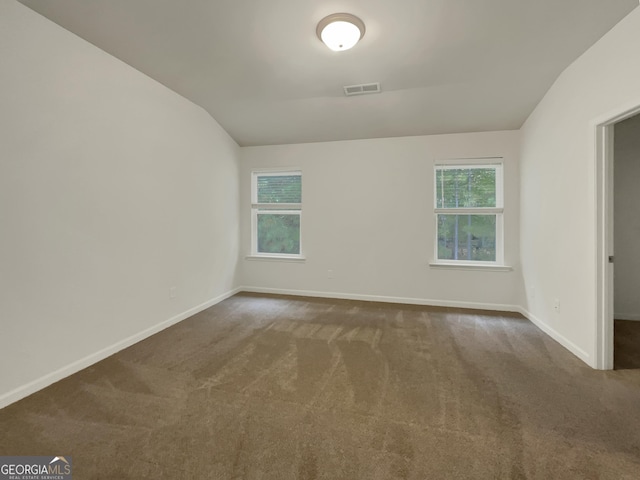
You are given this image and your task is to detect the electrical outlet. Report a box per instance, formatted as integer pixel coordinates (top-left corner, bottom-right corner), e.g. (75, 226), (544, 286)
(328, 269), (334, 279)
(169, 286), (177, 299)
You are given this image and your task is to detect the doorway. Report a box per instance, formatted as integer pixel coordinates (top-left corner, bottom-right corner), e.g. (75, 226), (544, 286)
(595, 103), (640, 370)
(612, 113), (640, 368)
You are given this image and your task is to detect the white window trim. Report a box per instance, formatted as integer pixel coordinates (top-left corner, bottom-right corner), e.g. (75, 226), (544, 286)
(428, 261), (512, 271)
(250, 169), (303, 260)
(432, 160), (506, 267)
(245, 254), (306, 262)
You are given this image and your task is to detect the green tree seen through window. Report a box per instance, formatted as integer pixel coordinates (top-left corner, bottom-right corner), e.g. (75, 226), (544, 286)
(435, 166), (500, 261)
(253, 172), (302, 255)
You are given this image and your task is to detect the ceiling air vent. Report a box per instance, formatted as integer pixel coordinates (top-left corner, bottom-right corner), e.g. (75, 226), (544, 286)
(343, 82), (381, 96)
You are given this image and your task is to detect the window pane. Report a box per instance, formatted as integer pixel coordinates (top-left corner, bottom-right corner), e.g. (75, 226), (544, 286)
(436, 168), (496, 208)
(257, 175), (301, 204)
(437, 214), (496, 261)
(257, 213), (300, 254)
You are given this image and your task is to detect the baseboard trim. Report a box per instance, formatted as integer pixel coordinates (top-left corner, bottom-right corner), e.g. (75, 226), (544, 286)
(1, 286), (595, 409)
(239, 286), (521, 313)
(516, 307), (591, 366)
(240, 286), (593, 366)
(0, 287), (242, 410)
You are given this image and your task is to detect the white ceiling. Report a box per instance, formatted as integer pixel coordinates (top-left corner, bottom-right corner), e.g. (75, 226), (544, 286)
(18, 0), (638, 146)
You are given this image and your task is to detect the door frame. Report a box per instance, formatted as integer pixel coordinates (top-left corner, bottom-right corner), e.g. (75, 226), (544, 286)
(593, 100), (640, 369)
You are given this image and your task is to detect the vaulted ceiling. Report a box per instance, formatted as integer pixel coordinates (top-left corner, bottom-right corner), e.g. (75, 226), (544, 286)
(18, 0), (639, 146)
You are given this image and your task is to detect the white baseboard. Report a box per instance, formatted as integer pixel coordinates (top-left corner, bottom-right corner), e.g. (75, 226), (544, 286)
(516, 307), (591, 366)
(1, 286), (596, 410)
(239, 286), (521, 313)
(241, 286), (593, 366)
(0, 287), (241, 410)
(614, 312), (640, 321)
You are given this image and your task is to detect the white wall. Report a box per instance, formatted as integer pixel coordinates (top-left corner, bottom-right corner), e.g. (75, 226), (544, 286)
(0, 0), (240, 407)
(614, 114), (640, 321)
(239, 131), (522, 310)
(519, 7), (640, 366)
(3, 0), (635, 410)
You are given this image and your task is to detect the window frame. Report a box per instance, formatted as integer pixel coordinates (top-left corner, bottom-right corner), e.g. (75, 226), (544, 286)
(250, 169), (303, 259)
(433, 159), (504, 266)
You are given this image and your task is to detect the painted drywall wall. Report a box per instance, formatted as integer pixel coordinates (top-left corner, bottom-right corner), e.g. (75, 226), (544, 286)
(239, 131), (522, 309)
(0, 0), (240, 407)
(519, 7), (640, 365)
(614, 114), (640, 321)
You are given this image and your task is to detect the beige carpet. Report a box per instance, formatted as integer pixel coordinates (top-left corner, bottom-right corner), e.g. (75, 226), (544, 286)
(1, 293), (640, 479)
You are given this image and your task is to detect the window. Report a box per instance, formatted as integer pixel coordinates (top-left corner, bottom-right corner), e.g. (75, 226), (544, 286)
(434, 162), (503, 264)
(251, 171), (302, 257)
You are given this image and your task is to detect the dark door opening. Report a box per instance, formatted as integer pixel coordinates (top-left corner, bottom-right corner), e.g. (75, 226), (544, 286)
(613, 113), (640, 369)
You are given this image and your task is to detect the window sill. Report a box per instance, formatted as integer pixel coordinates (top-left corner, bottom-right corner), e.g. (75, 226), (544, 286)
(429, 262), (513, 272)
(245, 255), (306, 263)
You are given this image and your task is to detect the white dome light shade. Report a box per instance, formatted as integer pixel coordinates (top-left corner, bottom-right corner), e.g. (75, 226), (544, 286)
(317, 13), (365, 52)
(320, 21), (361, 51)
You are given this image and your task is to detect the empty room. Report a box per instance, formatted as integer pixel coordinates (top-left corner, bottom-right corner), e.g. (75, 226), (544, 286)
(1, 0), (640, 478)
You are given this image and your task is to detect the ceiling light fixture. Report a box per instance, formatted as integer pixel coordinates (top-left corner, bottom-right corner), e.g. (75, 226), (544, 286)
(316, 13), (365, 52)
